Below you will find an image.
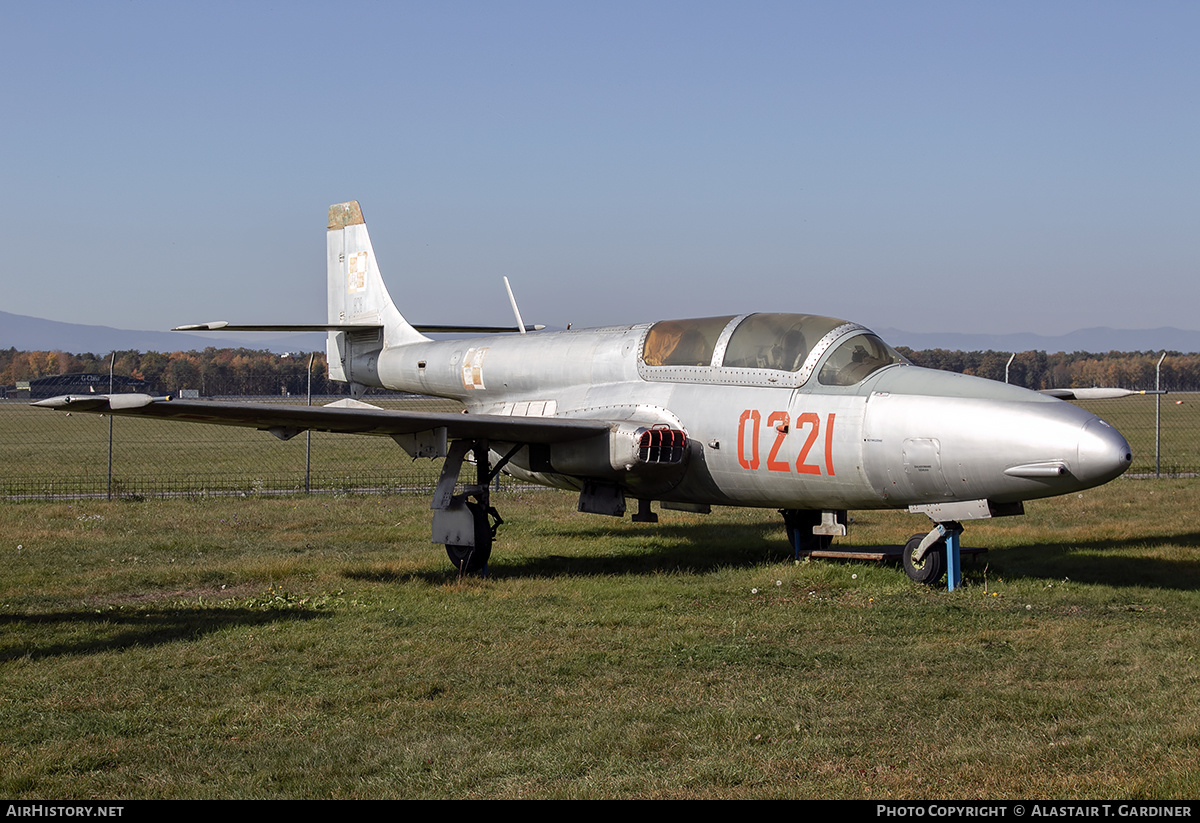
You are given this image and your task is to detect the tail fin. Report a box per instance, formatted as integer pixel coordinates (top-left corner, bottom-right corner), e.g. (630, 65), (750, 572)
(326, 201), (428, 385)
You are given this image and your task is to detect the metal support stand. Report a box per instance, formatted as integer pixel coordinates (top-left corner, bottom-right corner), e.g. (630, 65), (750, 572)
(945, 529), (962, 592)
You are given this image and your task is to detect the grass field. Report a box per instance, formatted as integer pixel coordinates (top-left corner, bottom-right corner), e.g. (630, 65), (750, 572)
(2, 479), (1199, 799)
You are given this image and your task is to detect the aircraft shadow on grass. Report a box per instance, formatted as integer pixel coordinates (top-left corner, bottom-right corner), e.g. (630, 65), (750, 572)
(345, 520), (788, 585)
(0, 608), (326, 663)
(984, 531), (1200, 590)
(350, 522), (1200, 591)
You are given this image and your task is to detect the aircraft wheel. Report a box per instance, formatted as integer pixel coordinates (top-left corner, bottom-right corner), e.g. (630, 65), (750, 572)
(444, 500), (495, 574)
(903, 533), (945, 585)
(446, 542), (491, 574)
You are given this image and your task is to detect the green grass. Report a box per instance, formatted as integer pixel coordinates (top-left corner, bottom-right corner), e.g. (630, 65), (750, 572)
(2, 480), (1199, 798)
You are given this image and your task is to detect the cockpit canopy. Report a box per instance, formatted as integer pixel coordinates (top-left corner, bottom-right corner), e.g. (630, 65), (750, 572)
(641, 316), (734, 368)
(722, 313), (848, 372)
(640, 312), (906, 387)
(816, 330), (905, 386)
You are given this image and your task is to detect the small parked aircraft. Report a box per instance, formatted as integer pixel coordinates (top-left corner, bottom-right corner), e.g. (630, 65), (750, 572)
(36, 201), (1133, 584)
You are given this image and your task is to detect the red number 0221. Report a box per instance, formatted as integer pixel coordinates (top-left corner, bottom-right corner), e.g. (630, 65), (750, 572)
(737, 410), (836, 477)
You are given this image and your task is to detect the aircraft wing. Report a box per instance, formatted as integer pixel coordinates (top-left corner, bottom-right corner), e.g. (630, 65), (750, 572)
(33, 394), (609, 444)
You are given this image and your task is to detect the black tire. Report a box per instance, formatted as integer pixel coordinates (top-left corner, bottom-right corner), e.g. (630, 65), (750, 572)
(903, 533), (945, 585)
(445, 500), (494, 574)
(446, 542), (491, 574)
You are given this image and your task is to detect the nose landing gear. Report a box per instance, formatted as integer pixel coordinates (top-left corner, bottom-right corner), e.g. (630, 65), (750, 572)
(903, 521), (964, 588)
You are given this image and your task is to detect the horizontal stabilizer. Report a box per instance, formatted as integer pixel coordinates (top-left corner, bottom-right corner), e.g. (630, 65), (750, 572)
(174, 322), (543, 334)
(174, 322), (382, 332)
(413, 324), (546, 334)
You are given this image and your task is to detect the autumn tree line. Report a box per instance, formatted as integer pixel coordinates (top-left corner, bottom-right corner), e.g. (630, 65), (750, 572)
(893, 348), (1200, 391)
(3, 346), (1200, 396)
(0, 348), (348, 397)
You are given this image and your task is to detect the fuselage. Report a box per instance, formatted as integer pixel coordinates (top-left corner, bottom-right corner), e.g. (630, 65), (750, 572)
(349, 312), (1133, 512)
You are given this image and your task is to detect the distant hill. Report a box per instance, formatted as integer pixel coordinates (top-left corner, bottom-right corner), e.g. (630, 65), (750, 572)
(0, 311), (323, 355)
(3, 310), (1200, 355)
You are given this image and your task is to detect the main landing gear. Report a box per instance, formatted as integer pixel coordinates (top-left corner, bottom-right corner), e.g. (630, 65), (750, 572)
(780, 509), (847, 557)
(442, 498), (502, 574)
(431, 438), (519, 576)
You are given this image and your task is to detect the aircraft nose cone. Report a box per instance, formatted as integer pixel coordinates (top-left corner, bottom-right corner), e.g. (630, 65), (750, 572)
(1077, 417), (1132, 485)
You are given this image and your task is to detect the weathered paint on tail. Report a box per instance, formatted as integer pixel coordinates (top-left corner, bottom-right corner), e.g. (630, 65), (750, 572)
(325, 201), (428, 387)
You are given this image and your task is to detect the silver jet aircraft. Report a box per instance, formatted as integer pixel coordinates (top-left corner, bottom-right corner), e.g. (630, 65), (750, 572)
(36, 201), (1133, 584)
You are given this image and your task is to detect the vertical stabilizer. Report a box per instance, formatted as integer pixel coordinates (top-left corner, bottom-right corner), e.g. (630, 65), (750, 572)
(325, 201), (428, 386)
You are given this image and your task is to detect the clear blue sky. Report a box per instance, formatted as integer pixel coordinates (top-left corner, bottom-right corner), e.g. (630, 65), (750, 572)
(2, 1), (1197, 337)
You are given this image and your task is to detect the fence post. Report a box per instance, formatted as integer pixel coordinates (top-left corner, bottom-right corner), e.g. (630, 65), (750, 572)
(107, 352), (114, 500)
(1155, 352), (1166, 477)
(306, 353), (314, 493)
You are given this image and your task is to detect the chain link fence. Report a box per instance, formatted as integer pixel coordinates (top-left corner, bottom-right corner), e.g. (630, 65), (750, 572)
(3, 392), (1196, 500)
(2, 395), (486, 500)
(1075, 393), (1198, 477)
